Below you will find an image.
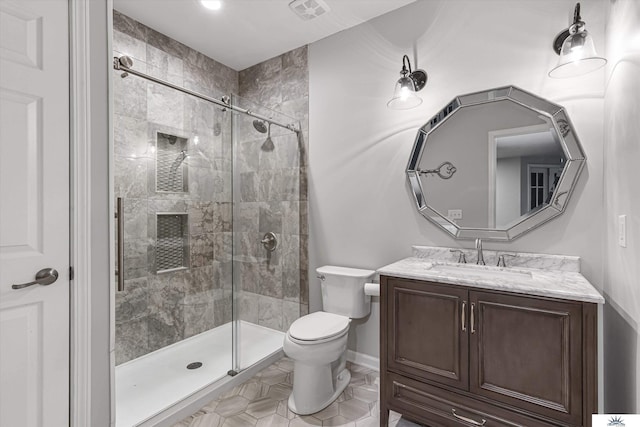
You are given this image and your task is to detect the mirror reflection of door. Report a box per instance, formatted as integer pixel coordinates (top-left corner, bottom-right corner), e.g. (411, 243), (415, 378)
(529, 167), (547, 210)
(528, 165), (564, 211)
(491, 124), (566, 229)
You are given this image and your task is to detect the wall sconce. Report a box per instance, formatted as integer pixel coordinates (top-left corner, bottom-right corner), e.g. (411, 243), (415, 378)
(548, 2), (607, 78)
(387, 55), (427, 110)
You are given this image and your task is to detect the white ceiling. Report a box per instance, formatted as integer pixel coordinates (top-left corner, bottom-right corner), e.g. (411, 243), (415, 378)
(112, 0), (416, 71)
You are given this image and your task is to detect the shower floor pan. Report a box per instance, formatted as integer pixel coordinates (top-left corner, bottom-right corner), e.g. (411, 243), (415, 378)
(116, 321), (284, 427)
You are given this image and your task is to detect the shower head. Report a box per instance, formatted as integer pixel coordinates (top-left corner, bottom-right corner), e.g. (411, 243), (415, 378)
(253, 119), (268, 134)
(261, 123), (274, 152)
(261, 136), (275, 152)
(170, 150), (188, 174)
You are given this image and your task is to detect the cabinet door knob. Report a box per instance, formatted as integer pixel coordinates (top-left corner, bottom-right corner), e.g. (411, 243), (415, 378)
(452, 409), (486, 426)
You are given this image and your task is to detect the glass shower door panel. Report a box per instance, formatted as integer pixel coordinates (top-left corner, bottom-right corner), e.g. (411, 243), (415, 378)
(112, 49), (234, 426)
(231, 94), (302, 371)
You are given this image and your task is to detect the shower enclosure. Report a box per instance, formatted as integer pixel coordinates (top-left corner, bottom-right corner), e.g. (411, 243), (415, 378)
(111, 20), (307, 425)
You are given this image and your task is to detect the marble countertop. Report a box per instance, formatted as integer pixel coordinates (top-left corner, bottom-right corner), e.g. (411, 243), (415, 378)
(377, 256), (604, 304)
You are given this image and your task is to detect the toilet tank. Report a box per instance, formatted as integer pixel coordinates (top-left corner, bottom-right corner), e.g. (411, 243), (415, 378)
(317, 265), (375, 319)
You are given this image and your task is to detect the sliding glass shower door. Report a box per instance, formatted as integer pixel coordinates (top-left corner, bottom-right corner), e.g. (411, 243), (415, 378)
(112, 49), (235, 426)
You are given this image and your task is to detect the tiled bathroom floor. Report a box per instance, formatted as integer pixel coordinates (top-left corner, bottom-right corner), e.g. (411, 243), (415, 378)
(172, 357), (404, 427)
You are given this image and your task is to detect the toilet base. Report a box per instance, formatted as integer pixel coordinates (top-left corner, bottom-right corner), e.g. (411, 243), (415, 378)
(288, 368), (351, 415)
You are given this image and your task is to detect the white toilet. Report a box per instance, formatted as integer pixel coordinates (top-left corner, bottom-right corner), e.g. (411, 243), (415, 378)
(283, 265), (375, 415)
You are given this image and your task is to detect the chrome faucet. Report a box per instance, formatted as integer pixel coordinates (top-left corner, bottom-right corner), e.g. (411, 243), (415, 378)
(497, 253), (517, 267)
(475, 239), (485, 265)
(450, 249), (467, 264)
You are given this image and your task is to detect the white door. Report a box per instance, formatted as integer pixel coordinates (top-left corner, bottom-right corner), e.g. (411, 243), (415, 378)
(0, 0), (70, 426)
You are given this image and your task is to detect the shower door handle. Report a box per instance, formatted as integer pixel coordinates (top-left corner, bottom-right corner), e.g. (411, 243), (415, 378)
(115, 197), (125, 292)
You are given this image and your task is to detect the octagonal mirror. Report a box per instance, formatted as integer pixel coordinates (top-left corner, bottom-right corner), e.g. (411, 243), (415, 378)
(407, 86), (585, 241)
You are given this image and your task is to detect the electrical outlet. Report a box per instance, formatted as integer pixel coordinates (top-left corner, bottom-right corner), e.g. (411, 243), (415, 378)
(448, 209), (463, 220)
(618, 215), (627, 247)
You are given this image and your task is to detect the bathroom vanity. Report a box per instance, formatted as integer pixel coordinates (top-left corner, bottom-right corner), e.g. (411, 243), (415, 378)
(383, 85), (604, 426)
(378, 247), (604, 427)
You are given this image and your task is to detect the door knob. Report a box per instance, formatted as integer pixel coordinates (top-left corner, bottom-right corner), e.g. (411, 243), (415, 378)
(12, 268), (59, 290)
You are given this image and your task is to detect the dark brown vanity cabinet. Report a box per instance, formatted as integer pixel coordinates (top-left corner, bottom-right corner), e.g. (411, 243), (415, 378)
(380, 276), (598, 427)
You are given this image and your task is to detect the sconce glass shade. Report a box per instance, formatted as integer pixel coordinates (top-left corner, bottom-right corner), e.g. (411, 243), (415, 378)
(387, 55), (427, 110)
(549, 29), (606, 78)
(549, 3), (606, 79)
(387, 76), (423, 109)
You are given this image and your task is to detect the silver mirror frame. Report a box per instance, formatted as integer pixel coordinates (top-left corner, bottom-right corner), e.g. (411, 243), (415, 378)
(407, 86), (586, 241)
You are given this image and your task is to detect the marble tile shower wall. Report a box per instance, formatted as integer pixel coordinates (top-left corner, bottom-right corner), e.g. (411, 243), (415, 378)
(113, 11), (309, 365)
(236, 47), (310, 333)
(113, 10), (238, 364)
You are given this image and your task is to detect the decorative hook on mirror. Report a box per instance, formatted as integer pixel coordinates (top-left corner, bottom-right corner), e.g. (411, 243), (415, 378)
(418, 161), (457, 179)
(549, 2), (606, 78)
(387, 55), (427, 110)
(553, 191), (569, 208)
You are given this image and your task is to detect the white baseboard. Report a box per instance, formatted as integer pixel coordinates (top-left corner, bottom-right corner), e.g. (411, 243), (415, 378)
(346, 350), (380, 372)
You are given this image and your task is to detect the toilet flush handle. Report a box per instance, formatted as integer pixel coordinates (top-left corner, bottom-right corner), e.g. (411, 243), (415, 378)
(317, 274), (325, 281)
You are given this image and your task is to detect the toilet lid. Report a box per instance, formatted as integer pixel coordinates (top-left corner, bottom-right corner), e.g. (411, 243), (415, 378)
(289, 312), (350, 342)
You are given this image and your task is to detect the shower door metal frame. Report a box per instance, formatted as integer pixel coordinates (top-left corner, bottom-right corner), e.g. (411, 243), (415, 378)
(113, 55), (301, 134)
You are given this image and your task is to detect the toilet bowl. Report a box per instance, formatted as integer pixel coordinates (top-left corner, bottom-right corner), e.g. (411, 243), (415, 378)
(283, 266), (375, 415)
(283, 311), (351, 415)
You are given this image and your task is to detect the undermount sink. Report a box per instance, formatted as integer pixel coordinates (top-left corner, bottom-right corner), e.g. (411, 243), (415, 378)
(429, 263), (533, 281)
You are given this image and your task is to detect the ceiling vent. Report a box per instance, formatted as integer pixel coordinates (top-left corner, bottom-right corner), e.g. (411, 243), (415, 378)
(288, 0), (331, 21)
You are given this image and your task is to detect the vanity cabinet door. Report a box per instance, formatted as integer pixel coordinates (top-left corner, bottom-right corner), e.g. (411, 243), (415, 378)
(386, 277), (469, 390)
(469, 290), (583, 425)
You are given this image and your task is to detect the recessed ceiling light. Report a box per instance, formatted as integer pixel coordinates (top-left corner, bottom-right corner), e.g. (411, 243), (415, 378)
(200, 0), (222, 11)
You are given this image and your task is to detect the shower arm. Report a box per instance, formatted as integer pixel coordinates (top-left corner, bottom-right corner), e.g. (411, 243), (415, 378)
(113, 56), (300, 133)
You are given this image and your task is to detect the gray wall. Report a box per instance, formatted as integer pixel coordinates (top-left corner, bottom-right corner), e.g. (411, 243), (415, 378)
(603, 0), (640, 412)
(496, 157), (521, 227)
(87, 1), (111, 425)
(308, 0), (606, 360)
